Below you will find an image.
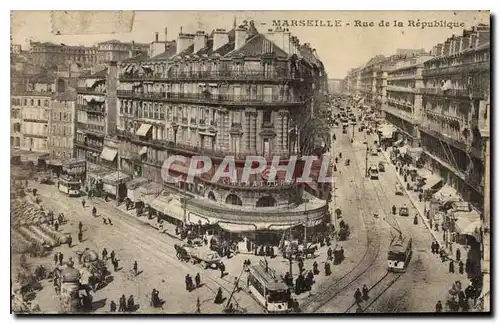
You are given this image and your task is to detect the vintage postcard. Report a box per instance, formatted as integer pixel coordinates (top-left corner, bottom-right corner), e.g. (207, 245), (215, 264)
(10, 10), (490, 314)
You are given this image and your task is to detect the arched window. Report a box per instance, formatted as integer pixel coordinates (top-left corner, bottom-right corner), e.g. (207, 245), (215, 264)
(256, 195), (276, 207)
(225, 194), (242, 206)
(208, 191), (216, 201)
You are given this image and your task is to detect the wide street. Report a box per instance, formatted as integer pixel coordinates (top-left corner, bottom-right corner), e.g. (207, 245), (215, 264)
(21, 101), (471, 314)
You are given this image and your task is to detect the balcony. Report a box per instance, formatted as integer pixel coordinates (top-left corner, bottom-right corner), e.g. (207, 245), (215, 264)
(383, 106), (413, 124)
(119, 70), (312, 83)
(116, 129), (290, 162)
(116, 90), (305, 106)
(422, 61), (489, 77)
(387, 74), (416, 81)
(77, 104), (105, 115)
(74, 139), (103, 152)
(76, 122), (105, 137)
(22, 117), (48, 123)
(421, 87), (485, 99)
(386, 85), (416, 93)
(76, 87), (107, 96)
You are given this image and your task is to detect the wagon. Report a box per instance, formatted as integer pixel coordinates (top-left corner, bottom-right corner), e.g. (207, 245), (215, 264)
(186, 247), (221, 269)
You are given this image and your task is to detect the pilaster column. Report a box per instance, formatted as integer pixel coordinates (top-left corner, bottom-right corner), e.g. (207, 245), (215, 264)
(251, 111), (257, 154)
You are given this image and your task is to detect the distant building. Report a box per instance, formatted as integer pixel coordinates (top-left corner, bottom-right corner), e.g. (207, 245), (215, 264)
(97, 40), (149, 64)
(29, 41), (97, 69)
(327, 79), (342, 94)
(11, 44), (22, 54)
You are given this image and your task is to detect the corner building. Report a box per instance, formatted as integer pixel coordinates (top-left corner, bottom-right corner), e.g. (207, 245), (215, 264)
(116, 23), (329, 234)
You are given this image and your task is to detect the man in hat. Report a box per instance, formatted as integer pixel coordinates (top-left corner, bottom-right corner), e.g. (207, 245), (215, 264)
(119, 294), (126, 312)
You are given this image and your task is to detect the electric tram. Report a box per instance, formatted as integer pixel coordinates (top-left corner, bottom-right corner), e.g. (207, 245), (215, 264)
(247, 260), (290, 313)
(387, 235), (413, 272)
(58, 175), (81, 196)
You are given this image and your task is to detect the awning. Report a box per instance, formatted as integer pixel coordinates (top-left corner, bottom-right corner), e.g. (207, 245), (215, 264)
(454, 210), (481, 239)
(139, 146), (148, 156)
(434, 184), (461, 203)
(47, 159), (63, 166)
(393, 139), (403, 147)
(136, 124), (152, 136)
(102, 171), (131, 185)
(398, 146), (408, 155)
(126, 177), (148, 190)
(85, 78), (105, 88)
(267, 224), (296, 231)
(422, 174), (443, 191)
(187, 213), (212, 226)
(84, 95), (105, 103)
(218, 222), (258, 233)
(100, 147), (117, 162)
(142, 65), (153, 70)
(150, 195), (185, 221)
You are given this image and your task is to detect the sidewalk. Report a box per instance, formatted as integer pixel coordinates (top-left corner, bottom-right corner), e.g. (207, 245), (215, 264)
(380, 150), (470, 269)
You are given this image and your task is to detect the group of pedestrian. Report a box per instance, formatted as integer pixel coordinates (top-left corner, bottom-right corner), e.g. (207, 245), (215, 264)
(431, 241), (441, 254)
(53, 251), (64, 266)
(294, 270), (314, 295)
(354, 284), (370, 305)
(185, 273), (201, 292)
(110, 294), (135, 312)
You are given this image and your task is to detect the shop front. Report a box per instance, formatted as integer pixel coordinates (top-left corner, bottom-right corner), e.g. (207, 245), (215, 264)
(125, 177), (149, 208)
(101, 171), (131, 202)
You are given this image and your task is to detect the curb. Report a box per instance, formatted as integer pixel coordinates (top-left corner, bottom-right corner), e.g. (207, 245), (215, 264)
(380, 151), (441, 245)
(96, 197), (184, 242)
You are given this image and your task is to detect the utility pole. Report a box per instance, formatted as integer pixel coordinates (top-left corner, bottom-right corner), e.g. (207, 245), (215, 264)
(303, 205), (308, 245)
(365, 144), (369, 177)
(183, 181), (187, 227)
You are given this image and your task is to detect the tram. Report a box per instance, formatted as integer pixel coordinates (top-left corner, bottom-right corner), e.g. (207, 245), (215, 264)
(247, 260), (290, 313)
(387, 235), (412, 272)
(58, 174), (81, 196)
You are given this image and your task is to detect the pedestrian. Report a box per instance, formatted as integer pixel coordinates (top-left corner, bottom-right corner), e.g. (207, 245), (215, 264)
(103, 218), (108, 225)
(109, 300), (117, 312)
(449, 260), (455, 273)
(113, 259), (119, 272)
(435, 300), (443, 312)
(313, 261), (319, 275)
(214, 287), (223, 304)
(456, 248), (461, 261)
(354, 288), (362, 304)
(435, 223), (439, 232)
(418, 193), (423, 202)
(127, 295), (135, 311)
(413, 215), (418, 225)
(219, 262), (226, 278)
(102, 248), (108, 260)
(82, 198), (86, 208)
(110, 250), (116, 263)
(108, 218), (113, 225)
(53, 252), (58, 265)
(431, 241), (435, 254)
(133, 261), (138, 276)
(362, 284), (369, 300)
(459, 260), (464, 274)
(392, 205), (396, 215)
(58, 252), (63, 266)
(78, 221), (83, 232)
(195, 273), (201, 288)
(185, 274), (191, 291)
(119, 294), (126, 312)
(54, 221), (59, 232)
(324, 262), (331, 276)
(78, 231), (83, 243)
(327, 247), (333, 260)
(92, 206), (97, 217)
(67, 234), (72, 248)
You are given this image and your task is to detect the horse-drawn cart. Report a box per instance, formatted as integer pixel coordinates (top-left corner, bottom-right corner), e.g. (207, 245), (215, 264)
(175, 244), (221, 269)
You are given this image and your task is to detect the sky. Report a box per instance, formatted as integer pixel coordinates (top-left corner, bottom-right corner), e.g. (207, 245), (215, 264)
(11, 11), (489, 79)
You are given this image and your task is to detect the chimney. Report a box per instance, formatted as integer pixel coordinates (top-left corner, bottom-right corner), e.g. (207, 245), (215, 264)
(436, 43), (443, 56)
(155, 32), (159, 42)
(234, 26), (247, 50)
(194, 31), (207, 53)
(177, 32), (194, 55)
(477, 25), (490, 46)
(265, 29), (291, 55)
(212, 29), (229, 52)
(164, 27), (168, 41)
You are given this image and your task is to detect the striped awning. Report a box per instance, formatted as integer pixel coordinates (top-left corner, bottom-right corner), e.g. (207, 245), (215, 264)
(100, 147), (117, 162)
(454, 210), (481, 240)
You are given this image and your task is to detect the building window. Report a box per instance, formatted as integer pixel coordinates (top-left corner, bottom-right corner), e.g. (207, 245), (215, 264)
(263, 111), (272, 123)
(256, 195), (276, 207)
(225, 194), (242, 206)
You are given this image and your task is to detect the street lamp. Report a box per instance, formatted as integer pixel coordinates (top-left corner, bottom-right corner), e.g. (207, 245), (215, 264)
(365, 144), (369, 178)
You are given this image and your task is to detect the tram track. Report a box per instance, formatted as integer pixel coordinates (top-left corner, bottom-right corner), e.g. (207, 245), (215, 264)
(300, 134), (383, 313)
(35, 186), (257, 313)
